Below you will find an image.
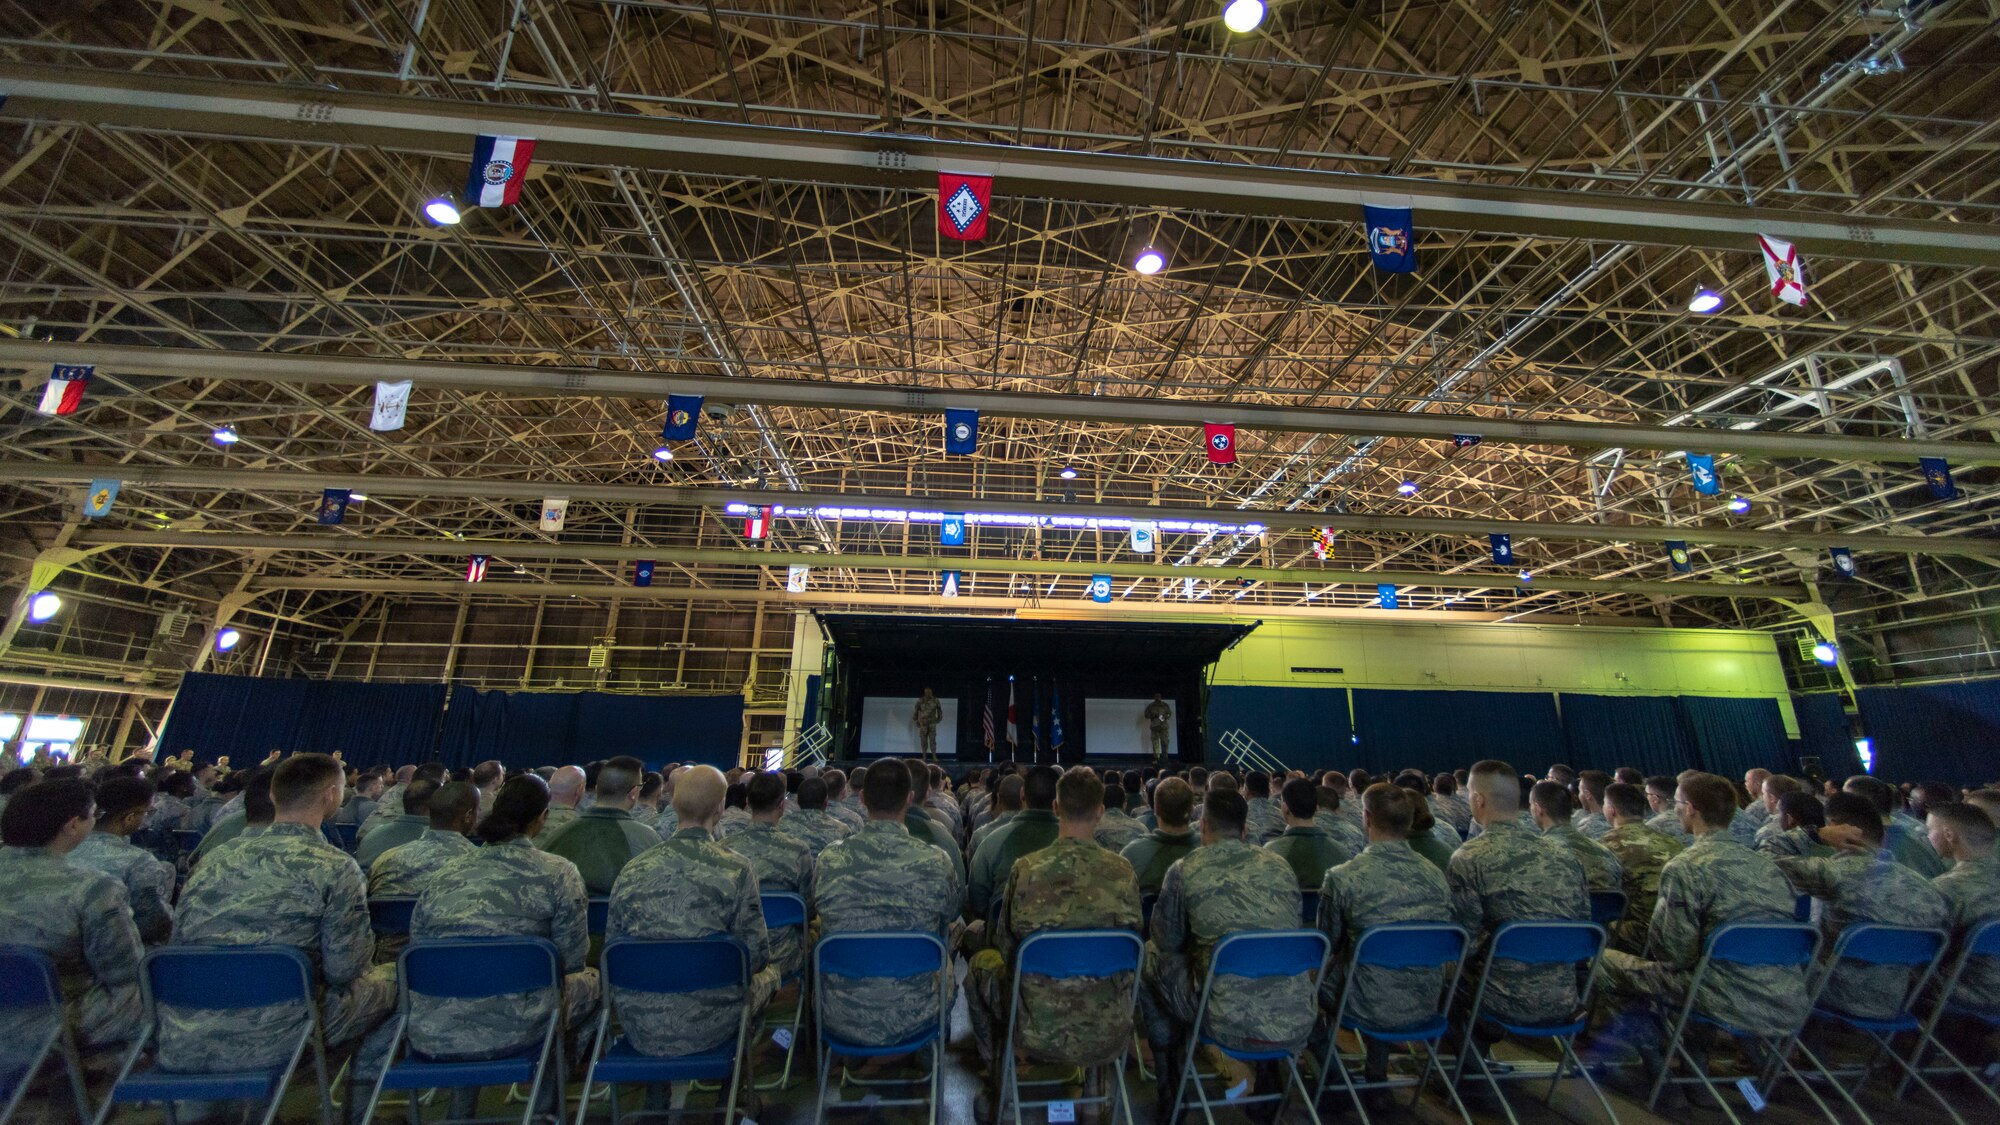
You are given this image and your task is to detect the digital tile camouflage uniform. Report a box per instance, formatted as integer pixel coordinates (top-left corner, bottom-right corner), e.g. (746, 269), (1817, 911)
(814, 820), (963, 1047)
(1141, 837), (1307, 1053)
(1446, 817), (1590, 1025)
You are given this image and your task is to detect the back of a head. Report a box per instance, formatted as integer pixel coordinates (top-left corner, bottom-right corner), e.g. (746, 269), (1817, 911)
(427, 781), (479, 828)
(1928, 801), (1994, 852)
(1644, 775), (1675, 802)
(1965, 789), (2000, 825)
(1578, 770), (1610, 802)
(1764, 774), (1802, 801)
(824, 768), (847, 798)
(1154, 777), (1194, 828)
(1362, 782), (1415, 838)
(1103, 783), (1125, 811)
(271, 754), (341, 815)
(1055, 766), (1104, 822)
(1548, 764), (1575, 784)
(415, 761), (449, 786)
(1394, 770), (1430, 796)
(94, 775), (154, 823)
(1188, 766), (1209, 790)
(1779, 791), (1825, 830)
(909, 763), (932, 799)
(237, 768), (276, 823)
(1911, 782), (1956, 816)
(1469, 759), (1520, 815)
(994, 775), (1024, 810)
(478, 774), (551, 842)
(671, 765), (726, 822)
(594, 755), (644, 800)
(1, 779), (93, 847)
(0, 770), (40, 798)
(1433, 774), (1457, 797)
(471, 760), (503, 789)
(746, 771), (786, 815)
(862, 758), (913, 815)
(1316, 785), (1341, 812)
(1614, 767), (1643, 786)
(1347, 768), (1370, 792)
(1280, 777), (1316, 820)
(1244, 772), (1270, 798)
(401, 779), (441, 816)
(1022, 765), (1060, 810)
(1406, 789), (1437, 835)
(1203, 789), (1248, 837)
(1531, 779), (1576, 822)
(797, 777), (828, 810)
(724, 782), (747, 810)
(1604, 782), (1647, 821)
(1843, 775), (1893, 817)
(639, 772), (663, 803)
(1824, 791), (1885, 843)
(1680, 772), (1738, 831)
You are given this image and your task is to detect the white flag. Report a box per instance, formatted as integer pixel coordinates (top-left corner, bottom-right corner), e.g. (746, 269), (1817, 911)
(538, 497), (568, 532)
(786, 565), (810, 593)
(370, 380), (412, 431)
(1757, 234), (1807, 307)
(1130, 522), (1156, 554)
(1183, 576), (1198, 599)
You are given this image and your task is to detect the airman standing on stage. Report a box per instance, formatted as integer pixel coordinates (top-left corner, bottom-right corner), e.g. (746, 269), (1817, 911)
(1143, 694), (1172, 762)
(913, 688), (943, 763)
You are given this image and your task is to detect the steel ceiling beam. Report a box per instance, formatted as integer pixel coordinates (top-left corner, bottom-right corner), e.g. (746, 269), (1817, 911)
(2, 339), (1993, 463)
(0, 62), (1994, 268)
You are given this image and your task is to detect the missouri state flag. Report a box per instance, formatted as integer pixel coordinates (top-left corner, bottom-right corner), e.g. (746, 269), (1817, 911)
(36, 364), (92, 416)
(466, 135), (536, 208)
(1363, 204), (1417, 273)
(938, 172), (993, 241)
(1204, 423), (1237, 464)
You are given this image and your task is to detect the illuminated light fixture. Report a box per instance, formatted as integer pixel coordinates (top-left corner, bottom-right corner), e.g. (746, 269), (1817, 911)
(1133, 247), (1166, 275)
(211, 425), (240, 445)
(651, 445), (674, 462)
(27, 592), (61, 622)
(348, 492), (368, 501)
(1687, 286), (1725, 314)
(1222, 0), (1266, 33)
(1058, 466), (1079, 480)
(717, 502), (1264, 536)
(215, 628), (242, 652)
(423, 198), (461, 225)
(1397, 480), (1419, 497)
(1727, 494), (1751, 514)
(1517, 569), (1533, 582)
(1812, 641), (1838, 665)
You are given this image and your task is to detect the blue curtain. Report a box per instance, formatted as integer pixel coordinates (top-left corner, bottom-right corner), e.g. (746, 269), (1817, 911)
(1351, 690), (1564, 776)
(438, 687), (744, 771)
(1205, 686), (1351, 771)
(1558, 694), (1696, 777)
(1855, 681), (2000, 786)
(801, 675), (823, 731)
(160, 673), (447, 769)
(1791, 692), (1859, 780)
(1678, 696), (1788, 780)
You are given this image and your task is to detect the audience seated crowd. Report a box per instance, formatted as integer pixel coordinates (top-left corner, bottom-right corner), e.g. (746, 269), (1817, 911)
(1, 743), (1996, 1123)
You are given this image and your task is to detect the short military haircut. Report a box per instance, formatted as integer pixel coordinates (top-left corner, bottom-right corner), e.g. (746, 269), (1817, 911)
(94, 775), (155, 821)
(1055, 766), (1105, 821)
(1577, 771), (1611, 802)
(1280, 777), (1317, 820)
(797, 777), (828, 810)
(1531, 780), (1576, 821)
(1153, 777), (1195, 828)
(1188, 766), (1209, 789)
(1547, 764), (1576, 783)
(401, 778), (441, 815)
(1433, 774), (1457, 797)
(414, 762), (449, 785)
(1928, 801), (1994, 850)
(1678, 772), (1738, 831)
(427, 781), (479, 828)
(1842, 775), (1895, 817)
(270, 753), (342, 811)
(1644, 775), (1676, 800)
(1103, 783), (1125, 811)
(746, 770), (787, 814)
(1604, 782), (1648, 820)
(991, 775), (1023, 810)
(1468, 759), (1520, 813)
(0, 779), (94, 847)
(1779, 791), (1825, 829)
(1243, 772), (1270, 798)
(1203, 788), (1248, 837)
(1824, 791), (1885, 843)
(1614, 767), (1643, 786)
(596, 756), (644, 799)
(723, 782), (747, 810)
(1022, 765), (1060, 810)
(0, 770), (39, 796)
(862, 757), (913, 814)
(824, 768), (847, 798)
(1361, 782), (1415, 838)
(1207, 770), (1238, 793)
(909, 763), (932, 799)
(1316, 785), (1341, 812)
(1762, 774), (1801, 801)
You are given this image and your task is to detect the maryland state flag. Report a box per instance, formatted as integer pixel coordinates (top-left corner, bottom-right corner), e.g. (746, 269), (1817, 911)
(938, 172), (992, 241)
(1204, 423), (1237, 464)
(1312, 528), (1337, 561)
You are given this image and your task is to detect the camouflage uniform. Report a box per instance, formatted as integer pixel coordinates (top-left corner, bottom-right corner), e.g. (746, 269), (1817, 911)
(829, 795), (865, 833)
(1645, 809), (1695, 847)
(1758, 827), (1832, 861)
(538, 806), (661, 895)
(966, 837), (1143, 1065)
(354, 813), (427, 873)
(923, 791), (962, 837)
(365, 829), (477, 962)
(1430, 794), (1473, 837)
(1447, 818), (1590, 1024)
(1776, 851), (1948, 1020)
(1598, 822), (1684, 954)
(969, 809), (1018, 859)
(1885, 821), (1948, 878)
(1312, 809), (1367, 857)
(68, 831), (176, 944)
(609, 826), (777, 1056)
(355, 787), (403, 843)
(0, 845), (143, 1050)
(1727, 810), (1759, 848)
(1932, 853), (2000, 1010)
(650, 806), (680, 840)
(1245, 797), (1285, 846)
(905, 806), (966, 885)
(1093, 807), (1147, 854)
(782, 807), (852, 856)
(1541, 822), (1624, 894)
(171, 822), (396, 1070)
(1120, 828), (1199, 896)
(1265, 825), (1352, 890)
(146, 793), (193, 835)
(913, 695), (944, 759)
(535, 803), (581, 842)
(969, 808), (1058, 921)
(814, 820), (962, 1046)
(1142, 838), (1306, 1052)
(1143, 700), (1172, 759)
(722, 821), (815, 978)
(1318, 840), (1453, 1028)
(1572, 810), (1612, 840)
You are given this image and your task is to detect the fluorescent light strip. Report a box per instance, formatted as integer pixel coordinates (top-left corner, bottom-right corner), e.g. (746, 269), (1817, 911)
(720, 503), (1267, 536)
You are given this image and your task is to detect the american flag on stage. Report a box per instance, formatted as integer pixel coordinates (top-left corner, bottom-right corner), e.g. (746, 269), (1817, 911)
(37, 364), (92, 416)
(465, 555), (488, 583)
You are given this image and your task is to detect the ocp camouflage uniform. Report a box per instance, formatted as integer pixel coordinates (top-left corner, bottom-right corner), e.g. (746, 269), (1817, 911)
(1119, 827), (1198, 896)
(609, 826), (777, 1056)
(1265, 824), (1352, 890)
(171, 822), (395, 1071)
(365, 829), (477, 962)
(1932, 853), (2000, 1010)
(1598, 821), (1684, 953)
(814, 820), (962, 1047)
(1093, 806), (1147, 853)
(1313, 809), (1367, 857)
(1776, 850), (1948, 1019)
(1141, 838), (1306, 1053)
(1318, 840), (1453, 1027)
(1245, 797), (1285, 846)
(0, 846), (143, 1052)
(967, 837), (1142, 1065)
(722, 821), (815, 979)
(1447, 818), (1590, 1024)
(1541, 822), (1624, 894)
(1646, 809), (1695, 846)
(68, 831), (176, 944)
(783, 807), (852, 855)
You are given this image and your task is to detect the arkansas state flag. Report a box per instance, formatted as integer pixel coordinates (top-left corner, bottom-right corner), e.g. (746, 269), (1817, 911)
(466, 135), (535, 208)
(1204, 423), (1237, 464)
(1758, 234), (1807, 306)
(37, 364), (92, 416)
(938, 172), (992, 240)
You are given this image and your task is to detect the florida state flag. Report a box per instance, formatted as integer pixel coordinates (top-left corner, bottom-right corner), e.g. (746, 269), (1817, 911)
(938, 172), (992, 241)
(1204, 423), (1237, 464)
(1758, 234), (1807, 306)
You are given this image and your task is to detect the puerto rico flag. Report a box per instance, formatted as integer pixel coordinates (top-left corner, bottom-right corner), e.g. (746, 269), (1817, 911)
(466, 135), (536, 208)
(938, 172), (992, 241)
(1758, 234), (1807, 306)
(465, 555), (488, 583)
(1204, 423), (1237, 464)
(744, 507), (771, 540)
(37, 364), (92, 416)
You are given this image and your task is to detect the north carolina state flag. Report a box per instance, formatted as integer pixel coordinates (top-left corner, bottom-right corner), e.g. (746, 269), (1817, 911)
(938, 172), (992, 241)
(1204, 423), (1237, 464)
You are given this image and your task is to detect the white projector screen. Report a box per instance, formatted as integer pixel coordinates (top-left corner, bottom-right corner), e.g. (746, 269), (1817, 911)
(858, 696), (960, 757)
(1084, 697), (1176, 757)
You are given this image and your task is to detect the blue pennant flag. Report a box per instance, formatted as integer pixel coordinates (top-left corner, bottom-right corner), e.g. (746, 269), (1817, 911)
(662, 394), (703, 441)
(1376, 583), (1400, 609)
(944, 408), (979, 455)
(1829, 547), (1856, 580)
(83, 479), (120, 519)
(633, 560), (655, 587)
(1089, 574), (1113, 603)
(1919, 457), (1957, 500)
(940, 513), (966, 546)
(317, 488), (351, 526)
(1363, 204), (1417, 273)
(1050, 682), (1065, 751)
(941, 570), (961, 597)
(1489, 533), (1513, 565)
(1666, 540), (1693, 574)
(1686, 453), (1720, 495)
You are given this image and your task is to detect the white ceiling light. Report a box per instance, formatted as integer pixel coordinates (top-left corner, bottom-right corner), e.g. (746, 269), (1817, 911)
(1687, 286), (1724, 314)
(1222, 0), (1266, 34)
(215, 628), (242, 652)
(423, 198), (461, 225)
(1133, 247), (1166, 275)
(27, 592), (61, 622)
(211, 426), (239, 445)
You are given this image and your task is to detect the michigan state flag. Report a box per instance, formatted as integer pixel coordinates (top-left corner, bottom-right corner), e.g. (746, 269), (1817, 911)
(1665, 540), (1693, 574)
(1829, 547), (1856, 580)
(940, 514), (966, 546)
(317, 488), (351, 526)
(663, 395), (703, 441)
(1376, 583), (1400, 609)
(1089, 574), (1113, 603)
(944, 408), (979, 455)
(1489, 534), (1513, 565)
(1919, 457), (1957, 500)
(1363, 204), (1417, 273)
(1686, 453), (1720, 495)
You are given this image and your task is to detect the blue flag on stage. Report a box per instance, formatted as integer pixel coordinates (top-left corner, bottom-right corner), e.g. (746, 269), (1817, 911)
(662, 394), (702, 441)
(1377, 583), (1399, 609)
(944, 408), (979, 455)
(1050, 682), (1065, 752)
(1029, 678), (1042, 754)
(1666, 540), (1693, 574)
(941, 513), (966, 546)
(83, 479), (120, 519)
(1089, 574), (1113, 603)
(1363, 204), (1417, 273)
(317, 488), (351, 526)
(633, 560), (654, 587)
(1489, 533), (1512, 565)
(1919, 457), (1957, 500)
(1829, 547), (1856, 580)
(1686, 453), (1720, 495)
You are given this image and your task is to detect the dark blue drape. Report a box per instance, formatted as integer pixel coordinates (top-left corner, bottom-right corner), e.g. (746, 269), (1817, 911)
(1855, 681), (2000, 786)
(1206, 686), (1352, 771)
(1679, 696), (1789, 780)
(1559, 694), (1697, 778)
(439, 686), (744, 771)
(1351, 689), (1564, 776)
(160, 672), (447, 769)
(1791, 692), (1859, 780)
(801, 675), (823, 731)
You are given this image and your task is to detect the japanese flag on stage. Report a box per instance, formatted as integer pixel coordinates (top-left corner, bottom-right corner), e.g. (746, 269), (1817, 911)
(1006, 677), (1019, 747)
(36, 364), (92, 416)
(1758, 234), (1807, 306)
(466, 135), (536, 208)
(1204, 423), (1237, 464)
(938, 172), (992, 241)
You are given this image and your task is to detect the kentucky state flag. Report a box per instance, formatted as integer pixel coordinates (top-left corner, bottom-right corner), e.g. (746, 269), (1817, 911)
(944, 408), (978, 455)
(940, 514), (966, 547)
(1686, 453), (1720, 495)
(1919, 457), (1957, 501)
(466, 135), (536, 208)
(1363, 204), (1417, 273)
(83, 479), (120, 519)
(317, 488), (351, 526)
(1666, 540), (1693, 574)
(938, 172), (993, 240)
(663, 394), (703, 441)
(1489, 534), (1513, 565)
(36, 364), (91, 416)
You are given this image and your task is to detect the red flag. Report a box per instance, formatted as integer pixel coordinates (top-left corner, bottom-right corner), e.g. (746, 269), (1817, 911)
(938, 172), (992, 241)
(1204, 423), (1237, 464)
(744, 507), (770, 540)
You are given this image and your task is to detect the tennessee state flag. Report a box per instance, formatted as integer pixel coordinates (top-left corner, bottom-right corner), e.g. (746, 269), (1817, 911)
(938, 172), (992, 240)
(1204, 423), (1237, 464)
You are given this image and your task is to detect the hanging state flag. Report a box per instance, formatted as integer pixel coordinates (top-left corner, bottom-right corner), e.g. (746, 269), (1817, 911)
(465, 555), (488, 583)
(663, 394), (703, 441)
(943, 408), (979, 455)
(1829, 547), (1856, 580)
(743, 507), (771, 540)
(1451, 434), (1482, 449)
(981, 681), (996, 752)
(937, 172), (993, 241)
(1686, 453), (1720, 495)
(83, 479), (120, 519)
(1919, 457), (1958, 500)
(1489, 534), (1513, 565)
(1050, 682), (1065, 752)
(1006, 677), (1019, 747)
(786, 565), (810, 593)
(1363, 204), (1417, 273)
(1183, 576), (1198, 599)
(370, 379), (411, 431)
(466, 134), (536, 208)
(538, 496), (569, 532)
(633, 560), (655, 587)
(1376, 583), (1400, 609)
(940, 514), (966, 547)
(1758, 234), (1807, 306)
(1204, 423), (1237, 464)
(36, 363), (91, 416)
(1666, 540), (1693, 574)
(317, 488), (351, 526)
(1089, 574), (1113, 603)
(1312, 528), (1337, 561)
(1130, 522), (1156, 555)
(941, 570), (962, 598)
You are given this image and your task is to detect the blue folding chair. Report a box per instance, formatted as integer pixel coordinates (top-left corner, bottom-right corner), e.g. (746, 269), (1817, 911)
(1901, 917), (2000, 1110)
(1794, 894), (1813, 923)
(0, 945), (92, 1125)
(997, 930), (1144, 1125)
(369, 897), (418, 936)
(1170, 928), (1330, 1125)
(573, 937), (753, 1125)
(1589, 891), (1627, 929)
(812, 931), (951, 1124)
(93, 945), (329, 1125)
(587, 899), (610, 937)
(757, 892), (809, 1090)
(1314, 922), (1471, 1125)
(1804, 924), (1959, 1125)
(1453, 921), (1615, 1125)
(360, 937), (568, 1125)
